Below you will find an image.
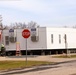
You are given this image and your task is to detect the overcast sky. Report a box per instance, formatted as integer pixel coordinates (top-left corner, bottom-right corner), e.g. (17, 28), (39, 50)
(0, 0), (76, 27)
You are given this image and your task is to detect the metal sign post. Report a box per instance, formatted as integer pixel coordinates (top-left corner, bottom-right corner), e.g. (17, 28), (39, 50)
(26, 39), (27, 64)
(22, 29), (30, 64)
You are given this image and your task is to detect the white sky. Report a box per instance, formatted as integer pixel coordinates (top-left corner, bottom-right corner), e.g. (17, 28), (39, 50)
(0, 0), (76, 27)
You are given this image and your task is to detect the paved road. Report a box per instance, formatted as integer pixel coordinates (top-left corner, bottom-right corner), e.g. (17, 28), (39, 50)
(0, 60), (76, 75)
(13, 60), (76, 75)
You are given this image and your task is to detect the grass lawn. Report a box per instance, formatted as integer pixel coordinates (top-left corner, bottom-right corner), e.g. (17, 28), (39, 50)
(52, 54), (76, 58)
(0, 61), (52, 71)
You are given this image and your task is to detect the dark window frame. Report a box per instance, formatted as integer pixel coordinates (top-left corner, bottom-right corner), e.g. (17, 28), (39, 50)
(59, 34), (61, 44)
(51, 34), (53, 44)
(5, 36), (9, 45)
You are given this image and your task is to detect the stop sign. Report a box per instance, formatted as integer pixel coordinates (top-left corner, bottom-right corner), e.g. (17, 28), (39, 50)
(22, 29), (30, 38)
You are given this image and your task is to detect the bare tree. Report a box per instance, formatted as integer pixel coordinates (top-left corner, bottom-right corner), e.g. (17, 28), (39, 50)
(0, 20), (40, 29)
(28, 21), (40, 28)
(0, 15), (3, 29)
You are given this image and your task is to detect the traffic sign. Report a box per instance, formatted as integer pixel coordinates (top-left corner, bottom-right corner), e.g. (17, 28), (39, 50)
(22, 29), (30, 64)
(9, 29), (14, 32)
(22, 29), (30, 38)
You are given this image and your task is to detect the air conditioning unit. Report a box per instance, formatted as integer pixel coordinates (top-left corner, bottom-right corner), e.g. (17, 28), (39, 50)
(31, 36), (39, 42)
(10, 37), (17, 43)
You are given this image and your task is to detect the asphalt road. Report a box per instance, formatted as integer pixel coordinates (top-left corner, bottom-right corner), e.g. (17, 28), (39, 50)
(0, 60), (76, 75)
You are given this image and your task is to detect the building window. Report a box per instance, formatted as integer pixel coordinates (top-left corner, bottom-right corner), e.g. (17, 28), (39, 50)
(51, 34), (53, 44)
(64, 34), (67, 43)
(59, 34), (61, 44)
(5, 36), (9, 45)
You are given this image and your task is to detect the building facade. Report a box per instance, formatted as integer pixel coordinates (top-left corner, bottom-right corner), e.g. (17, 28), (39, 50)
(0, 27), (76, 55)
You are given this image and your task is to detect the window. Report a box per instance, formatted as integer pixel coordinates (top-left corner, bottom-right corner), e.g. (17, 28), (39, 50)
(59, 34), (61, 44)
(5, 36), (9, 45)
(51, 34), (53, 44)
(64, 34), (67, 43)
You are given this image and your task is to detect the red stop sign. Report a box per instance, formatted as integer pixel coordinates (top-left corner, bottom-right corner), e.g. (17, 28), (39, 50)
(22, 29), (30, 38)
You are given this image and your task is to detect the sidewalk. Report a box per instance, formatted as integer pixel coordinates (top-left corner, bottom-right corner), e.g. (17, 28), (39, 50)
(0, 55), (76, 63)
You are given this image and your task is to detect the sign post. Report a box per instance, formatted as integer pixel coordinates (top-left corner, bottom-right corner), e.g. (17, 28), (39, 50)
(22, 29), (30, 64)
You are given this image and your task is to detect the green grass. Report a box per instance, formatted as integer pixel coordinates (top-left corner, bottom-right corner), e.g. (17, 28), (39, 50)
(0, 61), (52, 71)
(52, 54), (76, 58)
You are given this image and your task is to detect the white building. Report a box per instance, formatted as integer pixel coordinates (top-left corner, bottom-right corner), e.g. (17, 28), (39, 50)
(0, 27), (76, 55)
